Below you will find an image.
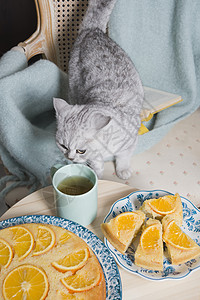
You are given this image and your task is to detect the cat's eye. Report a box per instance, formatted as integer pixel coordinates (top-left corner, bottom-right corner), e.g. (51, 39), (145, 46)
(76, 149), (86, 154)
(60, 144), (68, 151)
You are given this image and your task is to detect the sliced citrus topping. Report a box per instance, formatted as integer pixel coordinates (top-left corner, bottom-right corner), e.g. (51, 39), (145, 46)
(141, 224), (161, 252)
(148, 195), (177, 215)
(52, 248), (89, 273)
(61, 261), (101, 293)
(58, 230), (72, 245)
(163, 220), (196, 250)
(9, 226), (34, 260)
(101, 211), (145, 254)
(0, 239), (13, 269)
(33, 225), (56, 256)
(57, 290), (85, 299)
(115, 212), (140, 238)
(2, 264), (49, 300)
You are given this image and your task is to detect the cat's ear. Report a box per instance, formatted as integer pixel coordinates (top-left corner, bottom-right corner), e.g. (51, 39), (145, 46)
(53, 98), (70, 116)
(91, 113), (111, 131)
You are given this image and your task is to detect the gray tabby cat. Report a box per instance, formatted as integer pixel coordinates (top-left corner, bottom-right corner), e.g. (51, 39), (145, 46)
(53, 0), (144, 180)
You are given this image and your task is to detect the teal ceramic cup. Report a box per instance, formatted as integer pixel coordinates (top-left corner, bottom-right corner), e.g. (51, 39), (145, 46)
(51, 164), (98, 226)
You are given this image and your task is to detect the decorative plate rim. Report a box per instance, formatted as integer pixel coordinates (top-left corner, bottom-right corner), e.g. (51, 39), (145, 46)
(0, 214), (122, 299)
(103, 189), (200, 281)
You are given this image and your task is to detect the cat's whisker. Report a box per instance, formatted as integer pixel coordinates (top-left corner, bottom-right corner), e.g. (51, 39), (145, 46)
(86, 161), (91, 168)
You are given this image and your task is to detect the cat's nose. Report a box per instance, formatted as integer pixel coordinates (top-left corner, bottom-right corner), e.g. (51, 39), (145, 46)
(67, 152), (75, 161)
(65, 153), (74, 161)
(68, 157), (74, 161)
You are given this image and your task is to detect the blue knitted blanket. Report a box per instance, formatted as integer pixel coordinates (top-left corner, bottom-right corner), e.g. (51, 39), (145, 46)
(0, 50), (68, 214)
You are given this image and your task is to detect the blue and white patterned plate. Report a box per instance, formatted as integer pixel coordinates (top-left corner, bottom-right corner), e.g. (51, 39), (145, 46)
(0, 215), (122, 299)
(103, 189), (200, 280)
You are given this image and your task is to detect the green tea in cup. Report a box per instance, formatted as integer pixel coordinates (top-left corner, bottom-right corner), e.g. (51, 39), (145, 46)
(57, 175), (94, 196)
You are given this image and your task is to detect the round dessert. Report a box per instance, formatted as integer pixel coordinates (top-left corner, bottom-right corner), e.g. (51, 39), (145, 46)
(0, 223), (106, 300)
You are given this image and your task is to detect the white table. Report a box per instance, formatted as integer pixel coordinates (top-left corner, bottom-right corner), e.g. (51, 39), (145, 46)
(1, 180), (199, 300)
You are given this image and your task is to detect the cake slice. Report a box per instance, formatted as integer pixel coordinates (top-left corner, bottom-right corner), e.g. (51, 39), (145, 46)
(162, 216), (200, 265)
(140, 193), (183, 226)
(135, 219), (163, 271)
(101, 211), (145, 254)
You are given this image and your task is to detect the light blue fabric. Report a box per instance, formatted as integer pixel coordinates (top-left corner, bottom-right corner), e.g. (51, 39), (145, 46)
(0, 50), (68, 214)
(109, 0), (200, 153)
(0, 0), (200, 211)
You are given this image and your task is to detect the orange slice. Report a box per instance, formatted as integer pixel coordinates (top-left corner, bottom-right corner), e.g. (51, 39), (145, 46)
(57, 291), (85, 299)
(33, 225), (56, 256)
(140, 224), (161, 252)
(0, 238), (13, 269)
(115, 212), (139, 233)
(163, 219), (196, 250)
(9, 226), (34, 260)
(101, 210), (145, 254)
(52, 248), (90, 273)
(61, 261), (101, 293)
(58, 230), (72, 245)
(148, 195), (177, 215)
(2, 264), (49, 300)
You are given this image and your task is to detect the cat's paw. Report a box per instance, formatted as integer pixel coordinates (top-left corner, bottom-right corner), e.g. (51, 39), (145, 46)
(95, 170), (103, 179)
(87, 161), (104, 179)
(91, 167), (103, 179)
(116, 168), (133, 180)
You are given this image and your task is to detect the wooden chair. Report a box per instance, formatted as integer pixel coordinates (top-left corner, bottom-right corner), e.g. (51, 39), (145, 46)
(17, 0), (89, 72)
